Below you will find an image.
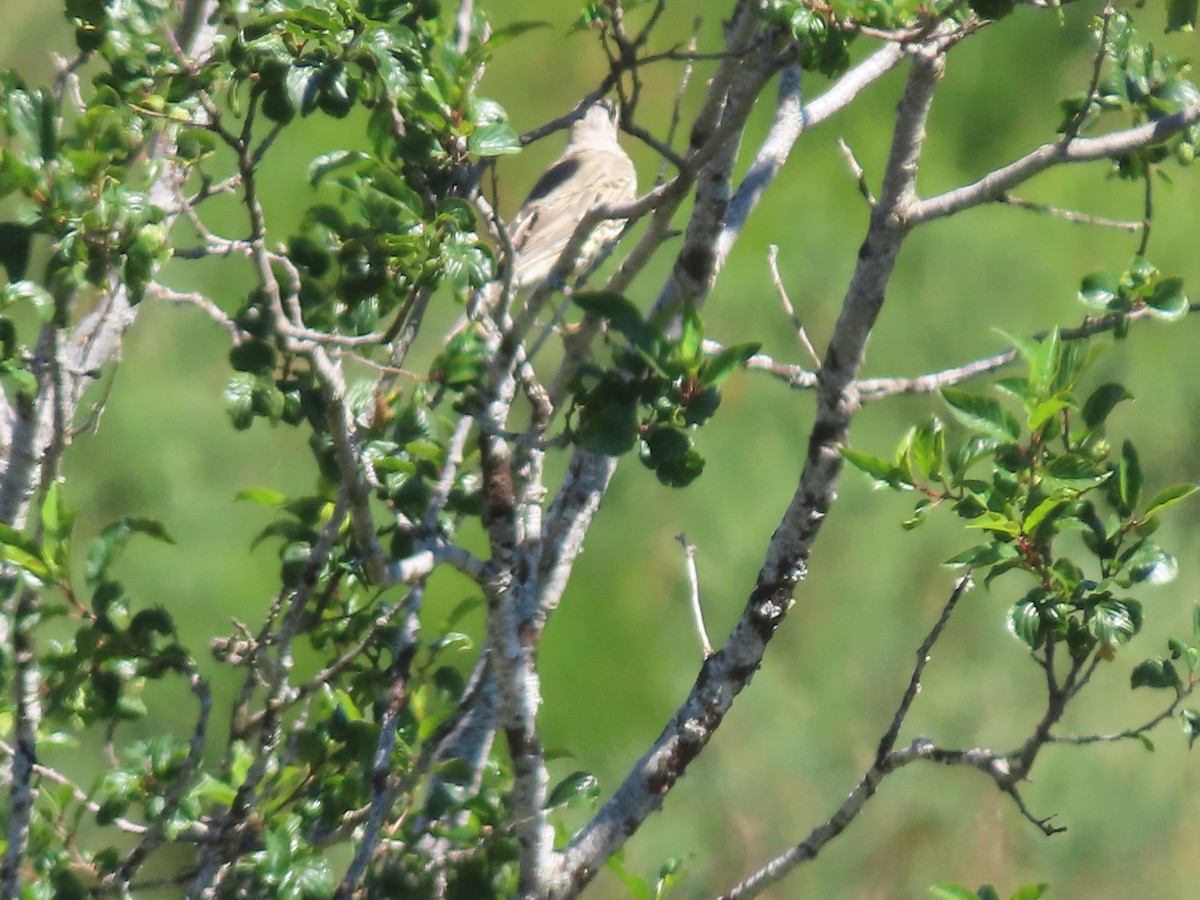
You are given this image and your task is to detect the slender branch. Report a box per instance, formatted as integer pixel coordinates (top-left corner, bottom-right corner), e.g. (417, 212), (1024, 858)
(908, 101), (1200, 225)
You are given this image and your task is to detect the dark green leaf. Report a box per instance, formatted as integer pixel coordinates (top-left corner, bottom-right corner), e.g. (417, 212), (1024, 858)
(1131, 657), (1180, 690)
(308, 149), (370, 186)
(85, 518), (174, 590)
(1078, 270), (1120, 308)
(224, 373), (256, 430)
(1090, 598), (1140, 646)
(1081, 382), (1133, 430)
(1115, 439), (1142, 515)
(1166, 0), (1198, 33)
(547, 770), (600, 809)
(1145, 276), (1189, 320)
(1008, 597), (1044, 649)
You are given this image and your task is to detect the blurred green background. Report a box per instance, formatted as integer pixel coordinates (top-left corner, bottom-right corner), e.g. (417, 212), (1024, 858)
(5, 1), (1200, 897)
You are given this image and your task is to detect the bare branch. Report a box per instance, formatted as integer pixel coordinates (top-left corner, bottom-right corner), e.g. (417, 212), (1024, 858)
(909, 102), (1200, 225)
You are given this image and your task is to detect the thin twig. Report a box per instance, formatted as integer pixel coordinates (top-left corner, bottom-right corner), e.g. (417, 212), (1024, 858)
(767, 245), (821, 367)
(676, 533), (712, 658)
(837, 137), (876, 206)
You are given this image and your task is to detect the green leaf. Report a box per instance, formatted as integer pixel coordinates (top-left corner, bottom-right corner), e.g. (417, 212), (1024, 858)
(841, 447), (905, 489)
(234, 487), (288, 506)
(676, 305), (703, 372)
(85, 518), (174, 590)
(941, 388), (1021, 442)
(1145, 276), (1189, 320)
(0, 523), (50, 579)
(701, 342), (760, 386)
(1115, 439), (1142, 515)
(2, 279), (54, 320)
(1143, 483), (1198, 517)
(572, 292), (661, 359)
(944, 542), (1020, 568)
(1123, 544), (1179, 585)
(224, 373), (256, 430)
(1028, 327), (1060, 397)
(307, 149), (370, 186)
(929, 884), (982, 900)
(1166, 0), (1198, 33)
(1078, 270), (1120, 308)
(1181, 708), (1200, 748)
(1130, 657), (1180, 690)
(547, 770), (600, 809)
(964, 511), (1021, 536)
(1023, 495), (1068, 536)
(1008, 597), (1044, 649)
(1090, 598), (1140, 646)
(1081, 382), (1133, 430)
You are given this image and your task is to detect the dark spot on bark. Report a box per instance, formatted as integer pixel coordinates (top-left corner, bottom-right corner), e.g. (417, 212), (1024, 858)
(525, 157), (581, 203)
(857, 237), (871, 260)
(478, 437), (515, 527)
(809, 420), (841, 453)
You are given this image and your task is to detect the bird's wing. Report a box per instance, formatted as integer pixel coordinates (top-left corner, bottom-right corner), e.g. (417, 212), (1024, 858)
(507, 146), (636, 286)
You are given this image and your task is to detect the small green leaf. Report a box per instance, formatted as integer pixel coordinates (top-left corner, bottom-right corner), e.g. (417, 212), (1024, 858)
(841, 447), (905, 490)
(944, 542), (1020, 568)
(1028, 327), (1060, 397)
(547, 771), (600, 809)
(701, 342), (760, 386)
(234, 487), (288, 506)
(1181, 708), (1200, 748)
(1078, 270), (1120, 308)
(1145, 276), (1189, 320)
(928, 884), (983, 900)
(85, 518), (174, 590)
(1143, 483), (1198, 517)
(1115, 439), (1142, 515)
(941, 388), (1021, 442)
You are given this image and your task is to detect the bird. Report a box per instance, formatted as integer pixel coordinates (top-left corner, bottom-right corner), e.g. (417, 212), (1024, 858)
(506, 99), (637, 289)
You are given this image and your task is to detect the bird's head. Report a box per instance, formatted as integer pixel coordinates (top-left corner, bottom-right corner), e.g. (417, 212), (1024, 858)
(570, 98), (621, 144)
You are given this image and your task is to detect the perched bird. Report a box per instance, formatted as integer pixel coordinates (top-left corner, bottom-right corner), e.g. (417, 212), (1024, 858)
(506, 99), (637, 288)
